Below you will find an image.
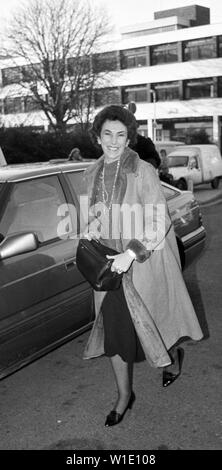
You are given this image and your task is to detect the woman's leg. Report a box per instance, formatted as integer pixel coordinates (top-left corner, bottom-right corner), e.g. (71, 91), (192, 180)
(162, 344), (184, 387)
(164, 346), (180, 373)
(165, 344), (185, 374)
(110, 354), (134, 414)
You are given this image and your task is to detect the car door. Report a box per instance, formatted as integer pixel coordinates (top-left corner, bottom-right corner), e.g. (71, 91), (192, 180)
(0, 173), (93, 377)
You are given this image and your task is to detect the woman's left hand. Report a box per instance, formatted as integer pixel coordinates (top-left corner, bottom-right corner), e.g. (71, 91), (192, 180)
(107, 251), (135, 274)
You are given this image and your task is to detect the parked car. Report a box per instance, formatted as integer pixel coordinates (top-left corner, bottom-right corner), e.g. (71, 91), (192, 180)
(0, 161), (206, 380)
(156, 141), (184, 187)
(161, 182), (206, 269)
(167, 144), (222, 190)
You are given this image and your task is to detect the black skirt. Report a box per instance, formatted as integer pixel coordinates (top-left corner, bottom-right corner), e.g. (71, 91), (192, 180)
(101, 284), (145, 363)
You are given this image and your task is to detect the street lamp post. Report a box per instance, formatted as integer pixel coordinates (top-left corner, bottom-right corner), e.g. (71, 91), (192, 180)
(150, 88), (157, 142)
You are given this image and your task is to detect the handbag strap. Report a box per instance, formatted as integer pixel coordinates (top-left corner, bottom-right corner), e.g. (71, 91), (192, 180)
(150, 222), (173, 254)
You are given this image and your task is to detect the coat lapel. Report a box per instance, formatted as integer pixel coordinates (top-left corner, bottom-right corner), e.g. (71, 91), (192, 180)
(83, 147), (140, 206)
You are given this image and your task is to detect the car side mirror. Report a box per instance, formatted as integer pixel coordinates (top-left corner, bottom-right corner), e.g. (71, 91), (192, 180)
(0, 232), (39, 261)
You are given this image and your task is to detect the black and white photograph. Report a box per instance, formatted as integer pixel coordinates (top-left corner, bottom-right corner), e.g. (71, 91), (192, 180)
(0, 0), (222, 460)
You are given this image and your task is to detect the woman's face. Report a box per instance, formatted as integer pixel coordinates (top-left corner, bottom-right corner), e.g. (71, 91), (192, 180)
(97, 119), (129, 161)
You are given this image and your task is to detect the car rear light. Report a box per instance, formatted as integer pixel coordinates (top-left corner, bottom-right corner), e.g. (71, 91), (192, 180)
(199, 211), (203, 225)
(188, 198), (203, 226)
(187, 198), (198, 210)
(185, 198), (199, 213)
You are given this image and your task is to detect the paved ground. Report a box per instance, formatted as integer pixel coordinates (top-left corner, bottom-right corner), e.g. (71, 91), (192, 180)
(192, 180), (222, 205)
(0, 179), (221, 457)
(1, 201), (222, 452)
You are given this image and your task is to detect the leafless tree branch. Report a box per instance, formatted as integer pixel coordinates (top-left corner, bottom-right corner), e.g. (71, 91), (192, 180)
(4, 0), (114, 133)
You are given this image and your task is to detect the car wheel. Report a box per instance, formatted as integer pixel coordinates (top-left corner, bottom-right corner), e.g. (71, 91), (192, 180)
(176, 179), (187, 191)
(211, 177), (220, 189)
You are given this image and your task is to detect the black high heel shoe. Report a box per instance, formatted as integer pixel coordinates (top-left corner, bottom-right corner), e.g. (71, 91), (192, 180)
(162, 347), (184, 388)
(105, 391), (136, 427)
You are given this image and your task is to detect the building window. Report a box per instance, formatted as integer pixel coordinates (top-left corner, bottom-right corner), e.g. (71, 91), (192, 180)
(24, 96), (42, 112)
(2, 64), (42, 86)
(156, 129), (163, 141)
(67, 56), (91, 76)
(94, 88), (121, 107)
(2, 66), (22, 86)
(183, 37), (216, 61)
(122, 25), (181, 39)
(218, 36), (222, 57)
(120, 47), (147, 69)
(4, 97), (23, 114)
(184, 78), (214, 99)
(0, 99), (4, 114)
(92, 51), (118, 73)
(151, 82), (180, 101)
(21, 63), (42, 82)
(122, 84), (147, 104)
(218, 77), (222, 97)
(150, 43), (178, 65)
(171, 119), (213, 143)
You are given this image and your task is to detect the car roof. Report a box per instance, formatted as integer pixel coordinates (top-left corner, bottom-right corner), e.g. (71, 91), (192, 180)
(0, 160), (93, 182)
(169, 144), (218, 150)
(154, 140), (184, 146)
(168, 148), (198, 157)
(0, 160), (187, 200)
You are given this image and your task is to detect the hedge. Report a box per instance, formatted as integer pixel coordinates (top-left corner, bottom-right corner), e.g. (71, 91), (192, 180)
(0, 127), (101, 164)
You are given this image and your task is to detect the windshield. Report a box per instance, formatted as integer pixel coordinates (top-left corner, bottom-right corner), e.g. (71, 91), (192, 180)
(168, 156), (189, 168)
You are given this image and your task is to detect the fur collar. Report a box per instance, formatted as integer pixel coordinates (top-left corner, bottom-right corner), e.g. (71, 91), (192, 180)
(84, 147), (140, 180)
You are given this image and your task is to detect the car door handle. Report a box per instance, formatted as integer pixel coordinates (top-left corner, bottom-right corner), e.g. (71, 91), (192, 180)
(65, 260), (76, 271)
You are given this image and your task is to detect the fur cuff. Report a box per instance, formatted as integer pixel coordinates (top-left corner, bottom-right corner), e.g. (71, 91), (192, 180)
(126, 239), (152, 263)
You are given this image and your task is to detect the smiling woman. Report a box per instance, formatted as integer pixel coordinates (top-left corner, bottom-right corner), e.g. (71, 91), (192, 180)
(80, 104), (204, 428)
(98, 121), (129, 162)
(0, 155), (206, 383)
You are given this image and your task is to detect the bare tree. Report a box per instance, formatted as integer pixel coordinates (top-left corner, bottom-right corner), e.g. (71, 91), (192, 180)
(5, 0), (115, 133)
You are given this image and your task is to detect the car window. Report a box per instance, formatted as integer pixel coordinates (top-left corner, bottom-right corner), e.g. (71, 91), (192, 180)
(190, 156), (198, 169)
(65, 170), (89, 229)
(161, 184), (178, 201)
(168, 156), (189, 167)
(65, 170), (87, 198)
(0, 176), (75, 243)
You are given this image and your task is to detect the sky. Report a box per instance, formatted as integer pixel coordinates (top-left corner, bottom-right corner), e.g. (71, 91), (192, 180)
(0, 0), (222, 40)
(0, 0), (222, 29)
(99, 0), (222, 28)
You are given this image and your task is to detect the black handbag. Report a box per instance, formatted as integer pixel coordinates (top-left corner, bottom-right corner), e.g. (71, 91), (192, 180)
(76, 238), (123, 291)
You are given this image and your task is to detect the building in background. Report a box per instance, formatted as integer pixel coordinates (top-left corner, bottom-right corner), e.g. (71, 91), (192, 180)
(0, 4), (222, 149)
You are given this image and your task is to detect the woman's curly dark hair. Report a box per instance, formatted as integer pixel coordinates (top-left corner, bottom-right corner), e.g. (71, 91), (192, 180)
(90, 105), (138, 147)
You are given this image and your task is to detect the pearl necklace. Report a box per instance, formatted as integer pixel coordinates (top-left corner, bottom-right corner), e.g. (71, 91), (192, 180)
(101, 158), (120, 211)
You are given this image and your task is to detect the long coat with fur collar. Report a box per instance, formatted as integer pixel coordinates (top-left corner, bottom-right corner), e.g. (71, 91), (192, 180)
(82, 148), (203, 368)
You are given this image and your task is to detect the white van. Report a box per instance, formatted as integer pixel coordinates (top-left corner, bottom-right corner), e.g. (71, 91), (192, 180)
(0, 147), (7, 166)
(167, 144), (222, 190)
